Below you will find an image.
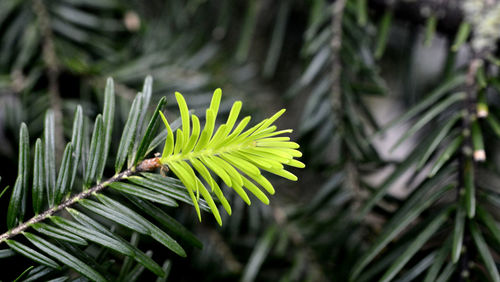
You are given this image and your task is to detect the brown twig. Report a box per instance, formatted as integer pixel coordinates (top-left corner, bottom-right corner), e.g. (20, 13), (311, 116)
(456, 47), (488, 282)
(330, 0), (347, 116)
(0, 157), (161, 244)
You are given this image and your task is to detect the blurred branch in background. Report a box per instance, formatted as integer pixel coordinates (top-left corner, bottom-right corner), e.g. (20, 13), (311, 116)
(330, 0), (346, 117)
(33, 0), (64, 159)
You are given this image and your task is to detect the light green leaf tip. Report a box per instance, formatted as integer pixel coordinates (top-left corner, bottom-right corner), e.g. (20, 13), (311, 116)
(158, 89), (304, 226)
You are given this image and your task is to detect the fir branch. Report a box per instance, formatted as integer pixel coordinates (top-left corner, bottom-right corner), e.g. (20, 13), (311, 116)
(330, 0), (346, 117)
(0, 157), (161, 244)
(32, 0), (64, 160)
(456, 22), (491, 275)
(457, 53), (486, 280)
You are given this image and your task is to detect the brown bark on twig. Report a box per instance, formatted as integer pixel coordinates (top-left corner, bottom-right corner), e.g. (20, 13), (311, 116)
(0, 157), (161, 243)
(330, 0), (346, 115)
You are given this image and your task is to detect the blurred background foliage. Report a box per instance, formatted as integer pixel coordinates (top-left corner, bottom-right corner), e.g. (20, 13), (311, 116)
(2, 0), (500, 281)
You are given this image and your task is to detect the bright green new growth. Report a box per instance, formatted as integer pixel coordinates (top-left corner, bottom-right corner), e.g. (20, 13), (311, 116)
(158, 89), (305, 225)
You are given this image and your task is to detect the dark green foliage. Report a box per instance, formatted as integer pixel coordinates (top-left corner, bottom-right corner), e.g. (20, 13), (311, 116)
(0, 75), (304, 280)
(2, 0), (500, 281)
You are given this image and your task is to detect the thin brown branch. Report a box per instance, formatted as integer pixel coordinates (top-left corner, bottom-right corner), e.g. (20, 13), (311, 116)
(455, 57), (479, 281)
(32, 0), (64, 160)
(456, 46), (489, 282)
(0, 157), (161, 244)
(330, 0), (346, 118)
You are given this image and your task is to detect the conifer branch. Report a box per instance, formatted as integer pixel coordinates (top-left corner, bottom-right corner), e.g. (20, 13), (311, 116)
(457, 50), (487, 281)
(330, 0), (346, 117)
(32, 0), (64, 160)
(0, 157), (161, 244)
